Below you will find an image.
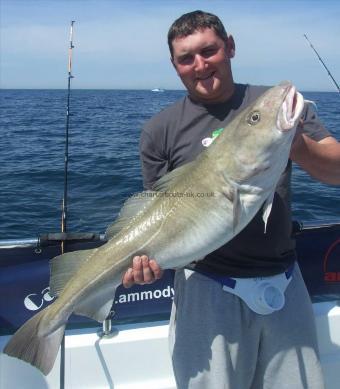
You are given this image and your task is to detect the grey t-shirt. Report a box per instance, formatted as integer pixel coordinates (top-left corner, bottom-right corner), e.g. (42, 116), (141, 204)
(139, 84), (330, 277)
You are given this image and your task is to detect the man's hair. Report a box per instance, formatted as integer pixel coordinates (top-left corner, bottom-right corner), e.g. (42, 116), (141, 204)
(167, 10), (228, 58)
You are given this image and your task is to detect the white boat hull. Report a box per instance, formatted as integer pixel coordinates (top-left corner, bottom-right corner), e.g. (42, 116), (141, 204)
(1, 301), (340, 389)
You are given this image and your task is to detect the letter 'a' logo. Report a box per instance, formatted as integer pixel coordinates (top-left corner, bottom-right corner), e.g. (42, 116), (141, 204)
(323, 238), (340, 282)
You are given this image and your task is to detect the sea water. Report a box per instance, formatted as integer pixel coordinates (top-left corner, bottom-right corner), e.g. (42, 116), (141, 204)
(0, 89), (339, 239)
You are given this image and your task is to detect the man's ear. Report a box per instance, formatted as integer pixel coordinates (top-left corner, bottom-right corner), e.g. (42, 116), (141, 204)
(171, 57), (179, 75)
(226, 35), (235, 58)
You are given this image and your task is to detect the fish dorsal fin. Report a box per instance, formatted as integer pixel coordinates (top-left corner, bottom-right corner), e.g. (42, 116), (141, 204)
(50, 248), (97, 297)
(152, 161), (196, 192)
(262, 190), (275, 233)
(105, 162), (196, 240)
(105, 190), (157, 240)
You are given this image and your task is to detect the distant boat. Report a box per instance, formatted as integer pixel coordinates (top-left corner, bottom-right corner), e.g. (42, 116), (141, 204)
(151, 88), (165, 92)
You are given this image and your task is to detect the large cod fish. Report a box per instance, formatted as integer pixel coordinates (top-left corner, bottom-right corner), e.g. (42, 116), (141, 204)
(3, 82), (304, 375)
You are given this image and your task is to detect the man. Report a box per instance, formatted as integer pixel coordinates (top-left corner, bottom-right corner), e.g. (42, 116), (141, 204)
(123, 10), (340, 389)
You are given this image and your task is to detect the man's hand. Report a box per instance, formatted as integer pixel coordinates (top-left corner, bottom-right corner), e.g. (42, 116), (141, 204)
(122, 255), (164, 288)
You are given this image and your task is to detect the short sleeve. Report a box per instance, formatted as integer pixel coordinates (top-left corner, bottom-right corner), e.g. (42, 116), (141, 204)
(300, 101), (331, 141)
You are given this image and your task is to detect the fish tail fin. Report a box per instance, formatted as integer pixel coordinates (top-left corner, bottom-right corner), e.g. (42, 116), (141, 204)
(3, 306), (65, 375)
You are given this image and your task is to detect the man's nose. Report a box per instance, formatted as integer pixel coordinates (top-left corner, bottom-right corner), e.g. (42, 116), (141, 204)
(193, 55), (207, 72)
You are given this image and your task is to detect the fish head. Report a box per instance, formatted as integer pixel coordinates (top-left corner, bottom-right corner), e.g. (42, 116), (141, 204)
(264, 81), (304, 133)
(217, 81), (304, 186)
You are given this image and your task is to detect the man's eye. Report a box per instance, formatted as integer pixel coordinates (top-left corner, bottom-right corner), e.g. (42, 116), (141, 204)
(178, 55), (193, 65)
(202, 48), (217, 58)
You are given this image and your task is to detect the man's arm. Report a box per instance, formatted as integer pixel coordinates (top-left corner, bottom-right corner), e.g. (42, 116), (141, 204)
(290, 134), (340, 185)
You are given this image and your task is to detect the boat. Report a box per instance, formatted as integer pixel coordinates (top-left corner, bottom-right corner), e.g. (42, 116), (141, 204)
(0, 221), (339, 388)
(151, 88), (165, 92)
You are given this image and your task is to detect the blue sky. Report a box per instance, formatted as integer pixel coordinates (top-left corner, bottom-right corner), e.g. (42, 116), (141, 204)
(1, 0), (340, 91)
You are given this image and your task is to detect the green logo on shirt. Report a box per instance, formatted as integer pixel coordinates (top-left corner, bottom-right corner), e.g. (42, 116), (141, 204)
(212, 128), (224, 138)
(202, 128), (224, 147)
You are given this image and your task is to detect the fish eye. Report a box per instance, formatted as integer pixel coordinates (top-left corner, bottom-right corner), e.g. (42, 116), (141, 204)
(247, 111), (261, 126)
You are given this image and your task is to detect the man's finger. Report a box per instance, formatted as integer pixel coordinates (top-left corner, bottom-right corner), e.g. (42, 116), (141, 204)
(141, 255), (155, 284)
(149, 259), (164, 280)
(122, 267), (134, 288)
(133, 256), (144, 283)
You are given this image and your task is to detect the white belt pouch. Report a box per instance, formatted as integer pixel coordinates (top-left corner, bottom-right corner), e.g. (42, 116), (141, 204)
(185, 264), (294, 315)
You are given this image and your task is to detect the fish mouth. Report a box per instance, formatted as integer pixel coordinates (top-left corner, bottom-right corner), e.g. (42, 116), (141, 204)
(277, 83), (304, 132)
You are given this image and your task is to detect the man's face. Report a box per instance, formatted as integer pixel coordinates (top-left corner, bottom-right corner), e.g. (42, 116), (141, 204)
(171, 28), (235, 104)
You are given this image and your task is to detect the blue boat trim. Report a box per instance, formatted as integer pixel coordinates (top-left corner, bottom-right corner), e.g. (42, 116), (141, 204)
(0, 222), (339, 334)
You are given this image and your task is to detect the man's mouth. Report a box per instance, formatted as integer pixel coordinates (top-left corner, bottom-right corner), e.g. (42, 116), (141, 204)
(196, 71), (215, 81)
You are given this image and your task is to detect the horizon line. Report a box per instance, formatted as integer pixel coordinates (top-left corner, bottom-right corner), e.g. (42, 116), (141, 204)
(1, 87), (338, 93)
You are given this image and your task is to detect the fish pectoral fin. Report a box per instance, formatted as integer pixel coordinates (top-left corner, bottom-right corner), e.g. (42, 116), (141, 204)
(50, 248), (97, 297)
(74, 287), (116, 322)
(262, 191), (275, 233)
(105, 190), (157, 240)
(232, 187), (242, 233)
(152, 161), (196, 192)
(221, 177), (242, 233)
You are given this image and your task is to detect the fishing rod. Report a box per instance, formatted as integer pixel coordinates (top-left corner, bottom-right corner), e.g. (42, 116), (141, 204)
(60, 20), (75, 389)
(303, 34), (340, 94)
(61, 20), (75, 249)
